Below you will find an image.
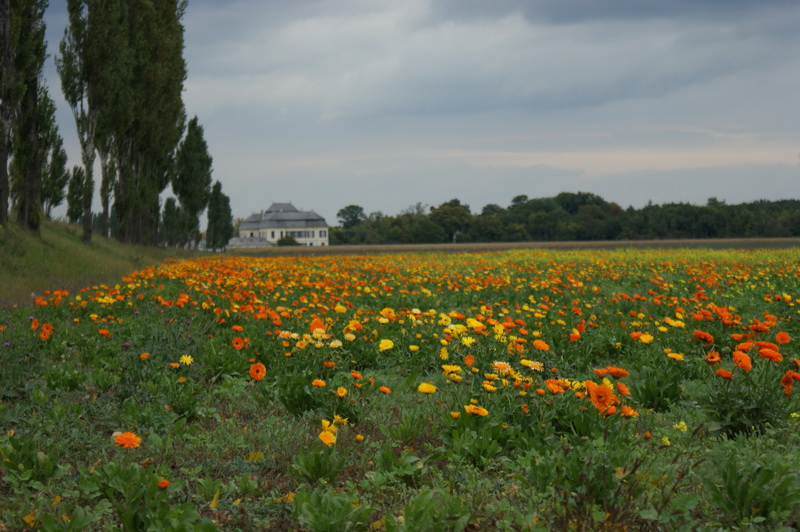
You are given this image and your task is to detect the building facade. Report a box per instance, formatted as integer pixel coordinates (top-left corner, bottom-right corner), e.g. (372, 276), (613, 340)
(237, 202), (329, 246)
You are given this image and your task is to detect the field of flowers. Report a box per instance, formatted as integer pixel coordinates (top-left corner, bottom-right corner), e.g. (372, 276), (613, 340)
(2, 248), (800, 530)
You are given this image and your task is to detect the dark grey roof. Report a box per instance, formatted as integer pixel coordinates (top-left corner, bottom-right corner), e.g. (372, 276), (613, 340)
(266, 202), (299, 214)
(241, 202), (328, 230)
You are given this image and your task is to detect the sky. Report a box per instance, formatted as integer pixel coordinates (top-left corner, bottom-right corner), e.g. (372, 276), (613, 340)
(43, 0), (800, 227)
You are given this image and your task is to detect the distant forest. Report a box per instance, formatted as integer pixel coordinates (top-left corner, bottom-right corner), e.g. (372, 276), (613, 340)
(331, 192), (800, 245)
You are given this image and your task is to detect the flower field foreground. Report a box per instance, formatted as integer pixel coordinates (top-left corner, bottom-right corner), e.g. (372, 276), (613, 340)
(2, 248), (800, 530)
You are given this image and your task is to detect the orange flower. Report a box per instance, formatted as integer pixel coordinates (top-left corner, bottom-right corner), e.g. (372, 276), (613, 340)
(98, 329), (111, 339)
(533, 340), (550, 351)
(312, 379), (326, 387)
(758, 348), (783, 363)
(309, 317), (326, 333)
(693, 330), (714, 345)
(113, 431), (141, 449)
(716, 368), (734, 380)
(158, 479), (170, 489)
(732, 350), (752, 371)
(231, 325), (244, 332)
(584, 381), (619, 414)
(249, 362), (267, 380)
(605, 366), (630, 378)
(323, 361), (335, 369)
(140, 352), (150, 361)
(30, 318), (39, 330)
(464, 355), (475, 367)
(232, 337), (245, 350)
(775, 332), (791, 344)
(621, 405), (639, 417)
(616, 381), (630, 396)
(593, 368), (609, 378)
(379, 386), (391, 394)
(705, 351), (721, 365)
(336, 387), (348, 398)
(351, 370), (363, 380)
(39, 328), (51, 341)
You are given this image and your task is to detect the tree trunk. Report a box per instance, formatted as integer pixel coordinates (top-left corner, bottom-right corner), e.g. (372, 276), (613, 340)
(0, 0), (12, 226)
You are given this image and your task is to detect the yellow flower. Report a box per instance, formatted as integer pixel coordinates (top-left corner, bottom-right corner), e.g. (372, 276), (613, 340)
(673, 421), (688, 432)
(661, 436), (671, 446)
(355, 434), (365, 442)
(379, 339), (394, 352)
(409, 345), (419, 352)
(439, 347), (449, 360)
(450, 411), (461, 419)
(318, 431), (336, 446)
(520, 359), (544, 372)
(329, 339), (343, 349)
(441, 365), (462, 374)
(417, 382), (437, 394)
(449, 373), (463, 383)
(335, 387), (348, 398)
(321, 419), (337, 434)
(333, 414), (349, 426)
(482, 382), (497, 393)
(179, 355), (193, 365)
(639, 334), (654, 344)
(464, 404), (489, 416)
(667, 352), (684, 361)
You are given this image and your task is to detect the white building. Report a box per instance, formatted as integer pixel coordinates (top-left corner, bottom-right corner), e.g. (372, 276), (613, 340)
(235, 202), (329, 246)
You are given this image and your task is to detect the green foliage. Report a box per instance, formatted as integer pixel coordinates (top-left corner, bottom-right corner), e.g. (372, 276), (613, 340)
(384, 488), (471, 532)
(290, 447), (345, 484)
(699, 360), (794, 436)
(277, 234), (300, 246)
(293, 487), (374, 532)
(0, 436), (58, 483)
(78, 461), (216, 531)
(703, 450), (800, 526)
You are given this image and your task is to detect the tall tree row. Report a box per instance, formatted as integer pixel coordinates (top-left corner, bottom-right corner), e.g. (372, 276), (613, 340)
(1, 0), (59, 233)
(57, 0), (187, 245)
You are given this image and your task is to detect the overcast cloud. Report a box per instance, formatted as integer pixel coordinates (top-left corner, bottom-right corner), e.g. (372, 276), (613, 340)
(44, 0), (799, 226)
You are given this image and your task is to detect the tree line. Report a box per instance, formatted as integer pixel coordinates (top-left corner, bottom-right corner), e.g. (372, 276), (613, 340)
(332, 192), (800, 245)
(1, 0), (234, 250)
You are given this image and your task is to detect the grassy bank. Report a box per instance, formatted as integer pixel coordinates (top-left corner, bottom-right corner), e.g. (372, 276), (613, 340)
(0, 220), (195, 310)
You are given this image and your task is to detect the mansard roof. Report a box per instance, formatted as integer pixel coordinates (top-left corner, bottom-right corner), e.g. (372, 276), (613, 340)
(240, 202), (328, 230)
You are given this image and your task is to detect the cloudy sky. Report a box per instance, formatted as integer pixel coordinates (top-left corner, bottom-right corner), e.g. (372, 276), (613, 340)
(44, 0), (799, 226)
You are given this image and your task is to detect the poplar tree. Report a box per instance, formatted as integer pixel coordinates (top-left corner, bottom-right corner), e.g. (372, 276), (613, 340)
(66, 165), (83, 223)
(206, 181), (233, 251)
(10, 0), (48, 234)
(113, 0), (186, 245)
(173, 116), (212, 246)
(57, 0), (95, 242)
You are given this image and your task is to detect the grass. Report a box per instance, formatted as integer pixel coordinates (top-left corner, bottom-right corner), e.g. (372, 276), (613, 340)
(0, 220), (195, 309)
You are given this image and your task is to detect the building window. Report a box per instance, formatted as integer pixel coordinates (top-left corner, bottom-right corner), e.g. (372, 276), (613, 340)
(320, 230), (327, 238)
(271, 231), (275, 239)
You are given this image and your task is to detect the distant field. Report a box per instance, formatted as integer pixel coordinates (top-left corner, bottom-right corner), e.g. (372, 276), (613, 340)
(234, 236), (800, 256)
